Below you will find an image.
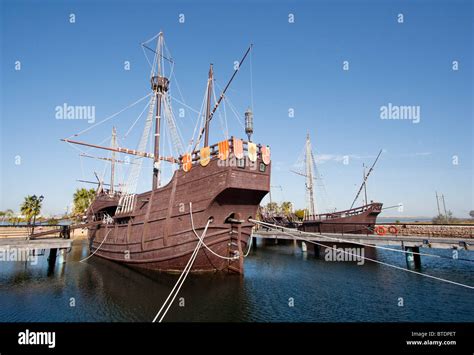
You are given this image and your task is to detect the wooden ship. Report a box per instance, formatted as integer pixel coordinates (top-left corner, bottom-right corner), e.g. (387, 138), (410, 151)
(294, 134), (382, 234)
(62, 33), (270, 274)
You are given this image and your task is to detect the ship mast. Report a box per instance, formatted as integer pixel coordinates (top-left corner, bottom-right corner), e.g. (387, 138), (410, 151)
(110, 126), (117, 194)
(305, 134), (316, 217)
(204, 64), (213, 147)
(151, 32), (169, 189)
(350, 149), (382, 209)
(193, 44), (253, 152)
(362, 163), (367, 205)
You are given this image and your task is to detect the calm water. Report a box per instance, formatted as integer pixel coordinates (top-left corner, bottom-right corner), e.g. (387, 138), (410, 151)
(0, 240), (473, 322)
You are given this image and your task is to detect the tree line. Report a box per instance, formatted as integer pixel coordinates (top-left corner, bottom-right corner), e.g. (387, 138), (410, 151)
(1, 188), (96, 226)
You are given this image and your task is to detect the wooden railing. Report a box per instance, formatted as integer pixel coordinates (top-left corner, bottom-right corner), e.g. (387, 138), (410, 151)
(305, 203), (383, 221)
(179, 137), (266, 165)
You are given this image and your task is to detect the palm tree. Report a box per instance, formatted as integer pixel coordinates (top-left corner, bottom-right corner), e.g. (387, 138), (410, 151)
(20, 195), (43, 234)
(294, 209), (306, 220)
(266, 202), (279, 213)
(0, 209), (14, 224)
(280, 201), (293, 216)
(73, 188), (96, 218)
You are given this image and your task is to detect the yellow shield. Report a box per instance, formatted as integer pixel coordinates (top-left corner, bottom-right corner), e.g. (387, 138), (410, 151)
(218, 140), (229, 160)
(200, 146), (210, 167)
(182, 153), (192, 172)
(248, 142), (257, 162)
(233, 138), (244, 159)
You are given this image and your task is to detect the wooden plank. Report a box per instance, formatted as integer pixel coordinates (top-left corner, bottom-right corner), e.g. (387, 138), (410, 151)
(254, 230), (473, 250)
(0, 238), (72, 250)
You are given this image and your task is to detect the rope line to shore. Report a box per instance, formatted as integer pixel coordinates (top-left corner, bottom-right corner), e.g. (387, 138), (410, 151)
(189, 203), (239, 261)
(251, 219), (466, 260)
(79, 229), (111, 263)
(250, 220), (474, 290)
(152, 218), (211, 323)
(243, 228), (254, 257)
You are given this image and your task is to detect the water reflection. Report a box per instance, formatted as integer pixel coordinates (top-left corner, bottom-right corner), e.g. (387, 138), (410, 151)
(0, 241), (473, 322)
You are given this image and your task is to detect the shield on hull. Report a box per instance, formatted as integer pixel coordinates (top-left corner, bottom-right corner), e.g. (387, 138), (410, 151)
(261, 146), (271, 165)
(218, 140), (230, 160)
(182, 153), (192, 172)
(200, 147), (210, 166)
(248, 142), (257, 162)
(233, 138), (244, 159)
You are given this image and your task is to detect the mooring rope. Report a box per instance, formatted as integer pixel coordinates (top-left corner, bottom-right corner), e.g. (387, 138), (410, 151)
(189, 202), (239, 261)
(252, 219), (449, 260)
(243, 227), (254, 258)
(79, 229), (111, 263)
(152, 218), (212, 323)
(250, 220), (474, 290)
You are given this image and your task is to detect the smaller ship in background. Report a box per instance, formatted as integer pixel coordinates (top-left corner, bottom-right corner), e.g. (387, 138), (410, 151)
(294, 134), (383, 234)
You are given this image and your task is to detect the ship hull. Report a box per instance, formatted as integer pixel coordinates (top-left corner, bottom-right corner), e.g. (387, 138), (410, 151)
(300, 203), (383, 234)
(86, 155), (270, 274)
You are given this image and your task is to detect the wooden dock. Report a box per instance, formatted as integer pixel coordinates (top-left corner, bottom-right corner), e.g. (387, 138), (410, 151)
(254, 228), (473, 268)
(0, 237), (72, 250)
(0, 236), (73, 272)
(254, 230), (472, 250)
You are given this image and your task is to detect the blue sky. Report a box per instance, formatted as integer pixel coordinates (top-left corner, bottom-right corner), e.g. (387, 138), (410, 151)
(1, 0), (472, 217)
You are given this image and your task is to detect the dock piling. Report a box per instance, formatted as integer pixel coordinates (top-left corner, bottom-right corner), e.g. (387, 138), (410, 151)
(405, 246), (421, 269)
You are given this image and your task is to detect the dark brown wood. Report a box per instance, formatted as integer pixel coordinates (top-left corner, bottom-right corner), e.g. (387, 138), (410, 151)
(300, 202), (383, 234)
(67, 37), (269, 275)
(86, 153), (270, 273)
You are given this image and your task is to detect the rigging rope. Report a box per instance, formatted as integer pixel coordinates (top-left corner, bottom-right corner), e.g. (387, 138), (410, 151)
(68, 93), (152, 139)
(169, 95), (201, 114)
(121, 93), (157, 196)
(212, 81), (229, 140)
(124, 97), (154, 138)
(162, 92), (185, 156)
(222, 94), (245, 129)
(190, 81), (210, 151)
(250, 46), (254, 111)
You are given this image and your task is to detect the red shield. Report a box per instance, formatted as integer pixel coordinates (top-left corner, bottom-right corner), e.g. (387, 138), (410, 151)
(218, 140), (229, 160)
(233, 138), (244, 159)
(182, 153), (192, 172)
(261, 145), (271, 165)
